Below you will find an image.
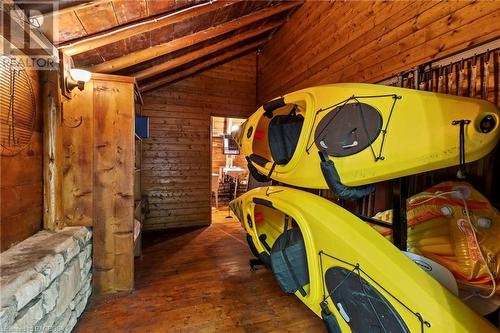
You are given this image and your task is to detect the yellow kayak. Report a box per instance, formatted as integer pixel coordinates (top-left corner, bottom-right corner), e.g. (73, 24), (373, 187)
(229, 186), (498, 333)
(235, 83), (499, 199)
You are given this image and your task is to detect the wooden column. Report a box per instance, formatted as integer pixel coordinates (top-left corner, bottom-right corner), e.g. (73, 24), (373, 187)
(42, 70), (64, 230)
(60, 72), (135, 293)
(92, 74), (135, 294)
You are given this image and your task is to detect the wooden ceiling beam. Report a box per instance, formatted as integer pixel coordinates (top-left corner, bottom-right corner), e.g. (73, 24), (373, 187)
(133, 20), (284, 81)
(58, 0), (236, 55)
(139, 39), (267, 93)
(90, 2), (301, 74)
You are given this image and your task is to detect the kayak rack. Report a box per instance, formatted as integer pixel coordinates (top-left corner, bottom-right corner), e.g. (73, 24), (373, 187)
(355, 177), (408, 250)
(392, 177), (408, 251)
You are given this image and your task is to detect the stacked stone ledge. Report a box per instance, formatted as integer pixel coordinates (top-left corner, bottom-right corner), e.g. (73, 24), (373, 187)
(0, 227), (92, 333)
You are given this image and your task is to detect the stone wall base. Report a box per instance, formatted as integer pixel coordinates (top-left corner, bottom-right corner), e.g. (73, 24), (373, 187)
(1, 227), (92, 333)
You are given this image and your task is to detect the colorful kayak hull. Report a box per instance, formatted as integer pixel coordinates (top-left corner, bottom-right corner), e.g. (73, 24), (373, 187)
(230, 186), (498, 332)
(238, 83), (500, 188)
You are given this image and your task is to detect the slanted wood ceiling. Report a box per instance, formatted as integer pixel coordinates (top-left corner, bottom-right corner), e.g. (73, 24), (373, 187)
(28, 0), (301, 92)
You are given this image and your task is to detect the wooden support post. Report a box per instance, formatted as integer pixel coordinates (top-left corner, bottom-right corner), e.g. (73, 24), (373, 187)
(42, 70), (64, 230)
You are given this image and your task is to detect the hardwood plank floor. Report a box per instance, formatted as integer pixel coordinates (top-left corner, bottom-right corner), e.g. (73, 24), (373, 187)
(75, 208), (325, 332)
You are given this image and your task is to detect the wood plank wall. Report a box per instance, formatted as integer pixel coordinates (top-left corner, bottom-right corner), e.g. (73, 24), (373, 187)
(0, 69), (43, 251)
(257, 1), (500, 103)
(142, 53), (256, 231)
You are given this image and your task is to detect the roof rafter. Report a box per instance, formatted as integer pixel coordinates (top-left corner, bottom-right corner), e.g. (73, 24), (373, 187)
(133, 20), (284, 81)
(90, 2), (301, 73)
(58, 0), (236, 55)
(140, 38), (267, 92)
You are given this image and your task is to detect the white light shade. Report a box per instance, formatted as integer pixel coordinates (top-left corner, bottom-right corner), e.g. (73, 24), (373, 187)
(69, 68), (91, 83)
(231, 124), (239, 132)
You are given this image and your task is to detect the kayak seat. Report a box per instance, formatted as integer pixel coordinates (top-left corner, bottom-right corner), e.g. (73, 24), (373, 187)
(268, 114), (304, 165)
(270, 228), (309, 296)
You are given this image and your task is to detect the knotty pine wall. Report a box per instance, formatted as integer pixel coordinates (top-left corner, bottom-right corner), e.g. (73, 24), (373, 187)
(257, 1), (500, 103)
(1, 69), (43, 252)
(141, 53), (256, 231)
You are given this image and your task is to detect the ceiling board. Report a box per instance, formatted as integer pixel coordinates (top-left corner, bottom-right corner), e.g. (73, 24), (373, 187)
(150, 25), (175, 47)
(124, 33), (151, 55)
(97, 40), (128, 61)
(112, 0), (148, 24)
(209, 1), (244, 27)
(72, 48), (104, 68)
(47, 11), (87, 44)
(146, 0), (175, 16)
(75, 1), (118, 35)
(175, 0), (204, 10)
(172, 10), (214, 39)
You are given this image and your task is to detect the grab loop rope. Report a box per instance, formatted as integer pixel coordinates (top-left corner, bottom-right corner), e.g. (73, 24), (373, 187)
(305, 94), (401, 163)
(318, 250), (430, 333)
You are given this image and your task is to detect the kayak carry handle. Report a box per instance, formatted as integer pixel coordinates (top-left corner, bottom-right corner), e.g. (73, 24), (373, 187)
(320, 301), (342, 333)
(318, 151), (375, 200)
(263, 97), (286, 118)
(253, 198), (274, 208)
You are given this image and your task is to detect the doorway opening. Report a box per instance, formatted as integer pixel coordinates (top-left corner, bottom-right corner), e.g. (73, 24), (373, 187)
(210, 116), (248, 216)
